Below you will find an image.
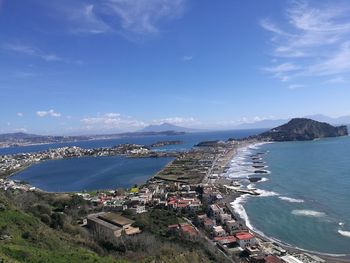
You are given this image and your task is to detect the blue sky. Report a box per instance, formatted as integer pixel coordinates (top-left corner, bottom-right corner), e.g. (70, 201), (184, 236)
(1, 0), (350, 134)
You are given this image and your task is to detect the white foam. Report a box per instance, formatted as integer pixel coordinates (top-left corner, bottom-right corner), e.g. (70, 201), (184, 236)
(279, 196), (304, 203)
(291, 209), (326, 217)
(339, 222), (345, 226)
(260, 177), (269, 182)
(338, 230), (350, 238)
(256, 189), (279, 197)
(230, 195), (254, 230)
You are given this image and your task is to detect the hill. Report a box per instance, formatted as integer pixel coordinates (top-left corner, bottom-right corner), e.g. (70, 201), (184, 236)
(257, 118), (348, 141)
(140, 123), (198, 133)
(0, 192), (123, 263)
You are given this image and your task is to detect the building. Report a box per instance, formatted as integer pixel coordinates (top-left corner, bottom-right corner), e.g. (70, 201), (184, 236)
(87, 212), (141, 243)
(209, 204), (224, 220)
(212, 225), (227, 237)
(197, 214), (208, 223)
(226, 219), (239, 235)
(235, 232), (257, 248)
(219, 213), (232, 224)
(130, 205), (147, 214)
(214, 235), (237, 248)
(204, 218), (215, 231)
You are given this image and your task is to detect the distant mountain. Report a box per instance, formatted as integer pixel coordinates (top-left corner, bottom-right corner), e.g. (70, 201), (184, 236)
(0, 133), (91, 148)
(140, 123), (199, 133)
(256, 118), (348, 141)
(232, 119), (287, 129)
(0, 130), (187, 148)
(304, 114), (350, 125)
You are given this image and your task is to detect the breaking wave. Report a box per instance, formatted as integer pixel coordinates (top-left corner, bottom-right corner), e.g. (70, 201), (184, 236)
(278, 196), (304, 203)
(338, 230), (350, 238)
(291, 209), (326, 217)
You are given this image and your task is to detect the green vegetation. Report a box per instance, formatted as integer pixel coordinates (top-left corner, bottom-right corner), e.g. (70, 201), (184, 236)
(0, 192), (125, 263)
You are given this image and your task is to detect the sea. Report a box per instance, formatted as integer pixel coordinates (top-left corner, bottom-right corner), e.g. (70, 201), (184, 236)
(5, 129), (263, 192)
(227, 136), (350, 255)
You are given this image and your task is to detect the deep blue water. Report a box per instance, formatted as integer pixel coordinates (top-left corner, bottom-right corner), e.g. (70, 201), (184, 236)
(243, 136), (350, 255)
(12, 156), (173, 192)
(9, 129), (263, 192)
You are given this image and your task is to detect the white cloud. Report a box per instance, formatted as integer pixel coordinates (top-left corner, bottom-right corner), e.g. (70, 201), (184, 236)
(14, 128), (28, 133)
(261, 1), (350, 85)
(80, 113), (146, 131)
(263, 62), (300, 82)
(36, 109), (62, 117)
(79, 113), (199, 132)
(17, 112), (23, 117)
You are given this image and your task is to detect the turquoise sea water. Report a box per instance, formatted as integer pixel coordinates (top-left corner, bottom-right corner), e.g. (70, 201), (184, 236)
(241, 136), (350, 255)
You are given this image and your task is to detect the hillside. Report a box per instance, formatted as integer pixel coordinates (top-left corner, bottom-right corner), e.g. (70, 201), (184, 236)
(257, 118), (348, 141)
(0, 192), (123, 263)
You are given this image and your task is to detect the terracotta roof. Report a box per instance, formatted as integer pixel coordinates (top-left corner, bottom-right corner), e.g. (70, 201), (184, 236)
(235, 232), (255, 240)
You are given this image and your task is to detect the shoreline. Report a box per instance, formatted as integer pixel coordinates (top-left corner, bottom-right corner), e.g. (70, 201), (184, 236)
(222, 141), (350, 262)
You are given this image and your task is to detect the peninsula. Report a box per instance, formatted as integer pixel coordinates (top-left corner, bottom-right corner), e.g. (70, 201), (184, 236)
(255, 118), (348, 141)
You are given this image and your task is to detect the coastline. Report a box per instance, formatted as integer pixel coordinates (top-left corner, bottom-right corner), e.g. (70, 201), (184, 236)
(223, 141), (350, 262)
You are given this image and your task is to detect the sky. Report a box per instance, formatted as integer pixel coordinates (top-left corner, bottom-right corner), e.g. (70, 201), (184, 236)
(1, 0), (350, 135)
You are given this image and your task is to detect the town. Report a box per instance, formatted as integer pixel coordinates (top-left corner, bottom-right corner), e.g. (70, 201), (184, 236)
(0, 139), (328, 263)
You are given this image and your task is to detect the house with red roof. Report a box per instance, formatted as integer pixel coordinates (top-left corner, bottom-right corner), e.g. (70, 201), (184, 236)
(235, 231), (257, 248)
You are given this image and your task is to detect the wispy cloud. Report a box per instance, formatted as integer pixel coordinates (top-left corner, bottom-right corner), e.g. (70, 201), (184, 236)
(105, 0), (186, 36)
(41, 0), (187, 39)
(37, 109), (62, 117)
(65, 4), (111, 34)
(17, 112), (23, 117)
(325, 76), (345, 84)
(3, 43), (63, 62)
(287, 84), (305, 90)
(261, 0), (350, 85)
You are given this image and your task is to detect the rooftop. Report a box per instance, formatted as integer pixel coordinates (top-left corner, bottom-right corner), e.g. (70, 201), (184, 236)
(98, 212), (134, 227)
(235, 232), (255, 240)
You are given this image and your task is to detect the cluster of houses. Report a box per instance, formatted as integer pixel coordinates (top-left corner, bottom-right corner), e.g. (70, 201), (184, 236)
(79, 177), (325, 263)
(0, 179), (36, 192)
